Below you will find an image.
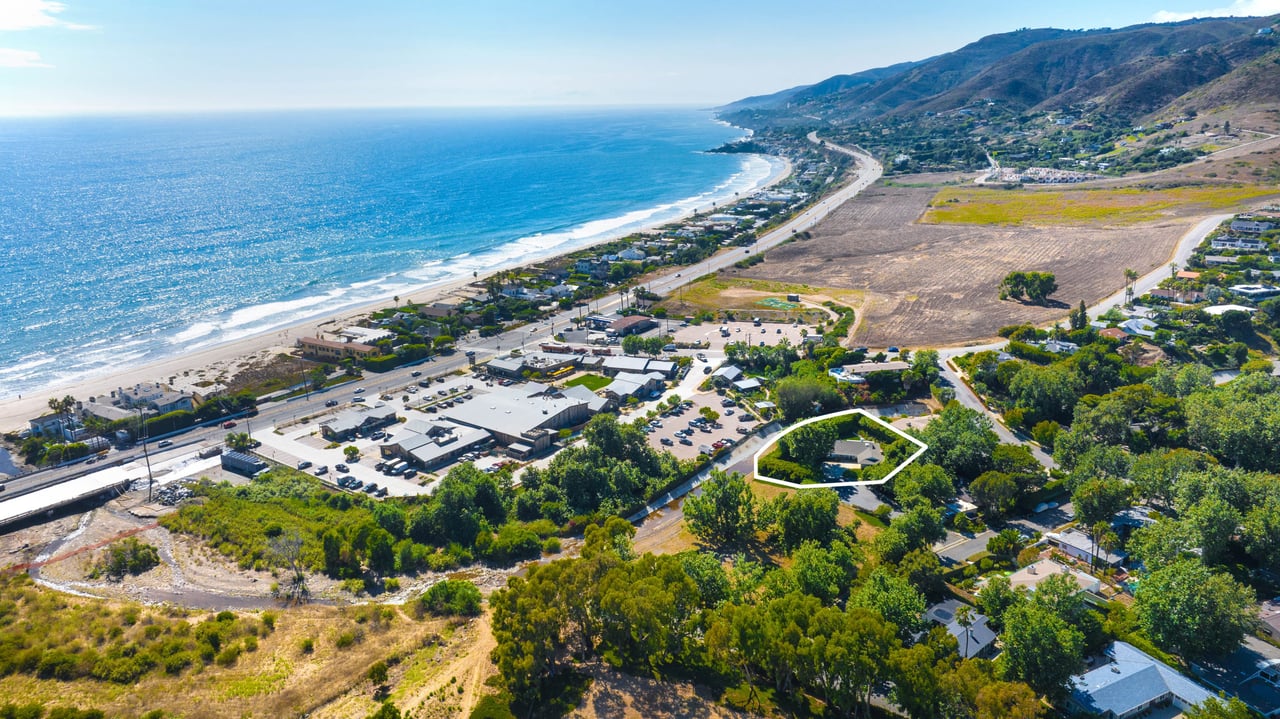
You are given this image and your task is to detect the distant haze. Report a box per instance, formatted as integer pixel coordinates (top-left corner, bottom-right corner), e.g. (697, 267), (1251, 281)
(1, 0), (1279, 115)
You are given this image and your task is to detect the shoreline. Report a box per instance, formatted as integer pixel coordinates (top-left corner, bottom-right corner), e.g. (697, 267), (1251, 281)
(0, 151), (791, 433)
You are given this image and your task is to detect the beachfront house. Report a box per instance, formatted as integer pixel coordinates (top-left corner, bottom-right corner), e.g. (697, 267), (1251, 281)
(298, 336), (380, 362)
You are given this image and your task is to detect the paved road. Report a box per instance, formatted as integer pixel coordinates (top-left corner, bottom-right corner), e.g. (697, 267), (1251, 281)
(3, 138), (884, 514)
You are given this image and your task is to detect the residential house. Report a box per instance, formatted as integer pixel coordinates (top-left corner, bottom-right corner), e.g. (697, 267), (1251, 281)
(1048, 529), (1127, 567)
(1193, 641), (1280, 717)
(298, 336), (379, 362)
(1070, 642), (1214, 719)
(337, 326), (395, 345)
(1119, 318), (1158, 338)
(1212, 236), (1269, 252)
(733, 377), (763, 393)
(617, 247), (647, 261)
(1098, 327), (1129, 342)
(1232, 220), (1276, 234)
(1040, 339), (1079, 354)
(1203, 255), (1234, 266)
(1231, 284), (1280, 301)
(925, 600), (997, 659)
(417, 298), (466, 318)
(829, 440), (882, 466)
(1149, 288), (1206, 303)
(116, 383), (195, 414)
(1204, 304), (1257, 316)
(1007, 559), (1101, 594)
(1176, 270), (1202, 280)
(574, 258), (610, 279)
(27, 413), (70, 441)
(546, 283), (579, 298)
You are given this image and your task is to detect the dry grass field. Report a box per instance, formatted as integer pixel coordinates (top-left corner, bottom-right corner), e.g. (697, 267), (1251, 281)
(656, 276), (861, 324)
(0, 587), (459, 719)
(921, 184), (1278, 226)
(734, 176), (1279, 348)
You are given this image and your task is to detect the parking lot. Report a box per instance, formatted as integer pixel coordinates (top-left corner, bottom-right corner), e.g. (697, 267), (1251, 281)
(640, 387), (762, 461)
(669, 320), (816, 353)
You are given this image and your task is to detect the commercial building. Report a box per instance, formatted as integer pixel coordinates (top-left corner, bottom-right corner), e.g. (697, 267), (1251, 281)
(601, 355), (676, 379)
(319, 406), (399, 442)
(607, 315), (658, 337)
(439, 384), (596, 458)
(382, 418), (491, 470)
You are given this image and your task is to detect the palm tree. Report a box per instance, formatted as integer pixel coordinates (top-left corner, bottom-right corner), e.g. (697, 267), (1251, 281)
(955, 605), (975, 658)
(1123, 268), (1139, 304)
(46, 394), (76, 440)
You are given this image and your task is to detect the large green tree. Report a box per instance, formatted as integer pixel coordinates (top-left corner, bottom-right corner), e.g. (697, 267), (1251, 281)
(773, 489), (840, 551)
(684, 470), (757, 547)
(999, 602), (1084, 699)
(780, 421), (838, 468)
(918, 403), (999, 482)
(1134, 559), (1257, 659)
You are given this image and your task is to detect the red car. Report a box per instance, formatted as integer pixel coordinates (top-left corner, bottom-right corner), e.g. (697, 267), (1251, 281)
(222, 420), (237, 429)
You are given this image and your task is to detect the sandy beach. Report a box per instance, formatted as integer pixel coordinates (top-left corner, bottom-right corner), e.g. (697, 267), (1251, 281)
(0, 154), (792, 434)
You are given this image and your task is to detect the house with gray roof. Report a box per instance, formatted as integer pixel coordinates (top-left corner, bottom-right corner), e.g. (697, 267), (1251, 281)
(711, 365), (744, 384)
(1193, 641), (1280, 718)
(926, 600), (997, 659)
(830, 440), (882, 466)
(1071, 642), (1214, 719)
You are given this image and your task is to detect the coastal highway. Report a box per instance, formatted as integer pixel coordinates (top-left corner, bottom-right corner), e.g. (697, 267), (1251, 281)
(1, 139), (883, 507)
(451, 135), (883, 361)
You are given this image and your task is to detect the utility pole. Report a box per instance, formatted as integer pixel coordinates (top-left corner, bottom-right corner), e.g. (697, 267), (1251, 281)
(137, 409), (154, 502)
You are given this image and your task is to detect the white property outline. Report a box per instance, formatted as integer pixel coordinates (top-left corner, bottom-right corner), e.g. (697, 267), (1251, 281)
(753, 409), (928, 489)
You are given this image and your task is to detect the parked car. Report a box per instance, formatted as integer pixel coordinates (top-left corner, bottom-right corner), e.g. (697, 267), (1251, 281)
(678, 437), (693, 446)
(297, 460), (312, 470)
(660, 437), (674, 446)
(314, 466), (328, 475)
(335, 463), (348, 473)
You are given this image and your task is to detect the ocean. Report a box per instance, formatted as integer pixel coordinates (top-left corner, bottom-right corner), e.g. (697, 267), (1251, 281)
(0, 107), (777, 400)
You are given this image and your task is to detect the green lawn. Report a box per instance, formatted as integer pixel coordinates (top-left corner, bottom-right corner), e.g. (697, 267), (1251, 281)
(564, 373), (611, 391)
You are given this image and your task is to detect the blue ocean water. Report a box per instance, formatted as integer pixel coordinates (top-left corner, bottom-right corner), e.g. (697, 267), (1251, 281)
(0, 108), (775, 399)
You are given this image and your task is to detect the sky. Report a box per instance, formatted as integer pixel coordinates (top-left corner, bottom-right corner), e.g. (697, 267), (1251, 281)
(2, 0), (1280, 116)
